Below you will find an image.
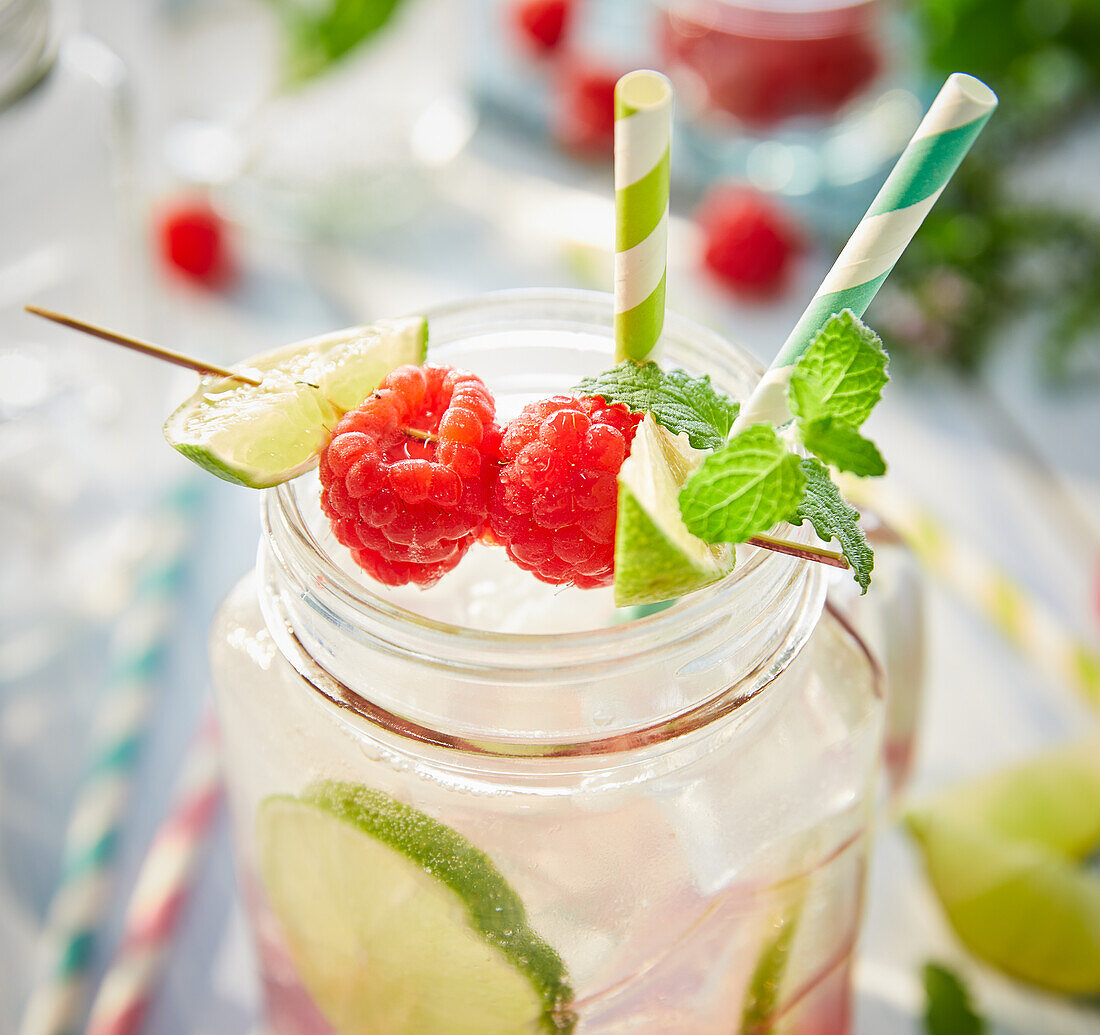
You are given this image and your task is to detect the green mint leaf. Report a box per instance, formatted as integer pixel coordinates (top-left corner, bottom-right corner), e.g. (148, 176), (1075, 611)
(575, 362), (739, 450)
(800, 416), (886, 477)
(787, 459), (874, 592)
(788, 310), (889, 429)
(679, 425), (805, 543)
(923, 963), (986, 1035)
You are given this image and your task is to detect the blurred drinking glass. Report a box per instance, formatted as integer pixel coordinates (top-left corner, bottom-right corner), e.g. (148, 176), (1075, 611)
(0, 0), (157, 680)
(0, 2), (169, 1006)
(657, 0), (923, 230)
(662, 0), (883, 126)
(165, 0), (475, 238)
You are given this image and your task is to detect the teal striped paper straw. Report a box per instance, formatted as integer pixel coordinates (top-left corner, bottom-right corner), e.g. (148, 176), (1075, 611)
(19, 485), (196, 1035)
(734, 73), (997, 430)
(614, 70), (673, 363)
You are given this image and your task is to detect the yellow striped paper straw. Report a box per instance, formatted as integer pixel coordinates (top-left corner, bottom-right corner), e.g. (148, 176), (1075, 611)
(734, 73), (998, 431)
(851, 480), (1100, 711)
(614, 69), (672, 363)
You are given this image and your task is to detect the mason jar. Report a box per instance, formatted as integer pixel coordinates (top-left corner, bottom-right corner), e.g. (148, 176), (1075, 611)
(211, 289), (884, 1034)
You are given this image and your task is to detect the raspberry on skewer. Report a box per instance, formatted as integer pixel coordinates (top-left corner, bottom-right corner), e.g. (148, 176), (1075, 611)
(319, 365), (499, 587)
(489, 395), (642, 589)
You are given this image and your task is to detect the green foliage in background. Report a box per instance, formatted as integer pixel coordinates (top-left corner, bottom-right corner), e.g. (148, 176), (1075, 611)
(918, 0), (1100, 116)
(265, 0), (407, 84)
(873, 1), (1100, 381)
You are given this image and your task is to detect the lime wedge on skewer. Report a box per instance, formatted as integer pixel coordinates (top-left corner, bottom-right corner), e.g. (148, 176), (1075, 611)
(257, 781), (574, 1034)
(163, 316), (427, 488)
(614, 415), (735, 607)
(905, 741), (1100, 995)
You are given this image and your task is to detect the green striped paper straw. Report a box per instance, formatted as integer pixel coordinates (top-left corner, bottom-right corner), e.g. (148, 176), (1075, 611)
(614, 69), (673, 363)
(19, 485), (196, 1035)
(734, 73), (997, 430)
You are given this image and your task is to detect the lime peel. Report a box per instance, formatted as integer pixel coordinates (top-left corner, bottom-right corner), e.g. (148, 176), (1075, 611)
(258, 781), (574, 1034)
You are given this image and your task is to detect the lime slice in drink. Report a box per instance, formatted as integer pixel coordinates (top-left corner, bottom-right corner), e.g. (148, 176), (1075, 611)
(257, 781), (574, 1034)
(905, 741), (1100, 995)
(739, 899), (801, 1032)
(615, 415), (735, 607)
(163, 316), (427, 488)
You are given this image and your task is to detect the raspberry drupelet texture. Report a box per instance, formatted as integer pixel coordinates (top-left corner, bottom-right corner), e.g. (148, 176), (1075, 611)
(319, 364), (499, 587)
(489, 395), (642, 588)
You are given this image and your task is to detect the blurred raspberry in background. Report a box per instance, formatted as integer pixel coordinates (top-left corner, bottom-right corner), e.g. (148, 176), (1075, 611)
(157, 201), (234, 289)
(511, 0), (573, 54)
(697, 186), (802, 298)
(552, 58), (620, 157)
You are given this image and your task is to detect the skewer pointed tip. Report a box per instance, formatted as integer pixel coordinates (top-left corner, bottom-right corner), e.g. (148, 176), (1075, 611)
(23, 305), (262, 386)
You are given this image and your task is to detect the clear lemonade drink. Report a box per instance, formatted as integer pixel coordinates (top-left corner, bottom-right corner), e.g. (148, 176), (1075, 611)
(210, 292), (884, 1034)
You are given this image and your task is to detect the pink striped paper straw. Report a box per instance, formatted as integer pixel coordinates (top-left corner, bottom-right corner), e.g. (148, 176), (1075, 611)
(85, 710), (222, 1035)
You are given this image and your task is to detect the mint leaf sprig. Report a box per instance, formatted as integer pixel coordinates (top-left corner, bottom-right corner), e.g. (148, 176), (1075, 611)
(575, 311), (888, 594)
(788, 310), (889, 477)
(678, 426), (804, 543)
(788, 310), (887, 428)
(801, 417), (885, 477)
(678, 310), (890, 593)
(790, 458), (874, 592)
(575, 362), (738, 449)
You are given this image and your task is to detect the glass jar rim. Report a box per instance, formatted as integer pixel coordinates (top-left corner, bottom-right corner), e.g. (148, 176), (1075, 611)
(263, 287), (815, 657)
(258, 288), (831, 755)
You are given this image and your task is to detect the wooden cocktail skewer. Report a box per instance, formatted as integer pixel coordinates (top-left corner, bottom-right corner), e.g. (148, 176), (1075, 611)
(747, 534), (847, 570)
(24, 305), (848, 570)
(24, 305), (262, 386)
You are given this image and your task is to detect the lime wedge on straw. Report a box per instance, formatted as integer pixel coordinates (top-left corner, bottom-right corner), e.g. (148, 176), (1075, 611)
(614, 415), (735, 607)
(164, 316), (427, 488)
(905, 740), (1100, 994)
(257, 781), (574, 1034)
